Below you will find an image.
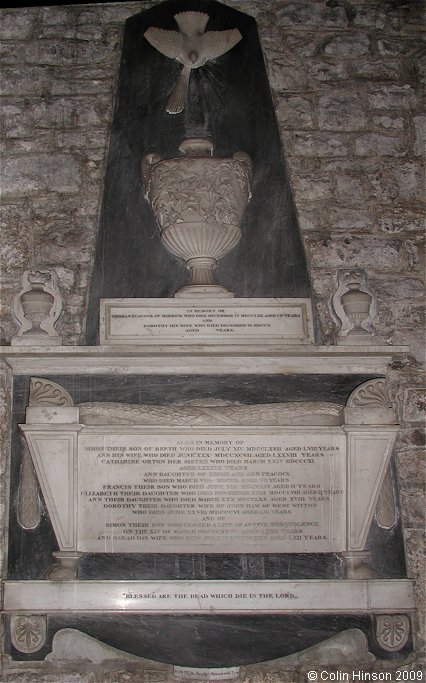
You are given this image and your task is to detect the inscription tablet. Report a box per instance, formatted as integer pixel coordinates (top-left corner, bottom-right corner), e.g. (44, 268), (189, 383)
(100, 298), (314, 345)
(78, 429), (345, 553)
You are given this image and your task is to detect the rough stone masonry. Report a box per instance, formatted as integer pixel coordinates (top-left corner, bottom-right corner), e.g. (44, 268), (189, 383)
(0, 0), (424, 681)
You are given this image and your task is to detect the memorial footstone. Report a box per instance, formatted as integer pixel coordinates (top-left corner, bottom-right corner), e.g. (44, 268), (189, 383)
(3, 0), (416, 672)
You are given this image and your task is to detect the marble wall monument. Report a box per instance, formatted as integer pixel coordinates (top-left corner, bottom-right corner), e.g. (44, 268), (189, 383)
(0, 0), (421, 678)
(5, 371), (415, 665)
(85, 0), (312, 343)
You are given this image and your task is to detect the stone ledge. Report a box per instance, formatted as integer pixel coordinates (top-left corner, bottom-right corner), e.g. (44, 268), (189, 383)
(0, 345), (410, 375)
(3, 579), (415, 614)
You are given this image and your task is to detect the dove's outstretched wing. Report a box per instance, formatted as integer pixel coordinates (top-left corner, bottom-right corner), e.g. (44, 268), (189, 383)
(203, 29), (242, 60)
(144, 27), (183, 59)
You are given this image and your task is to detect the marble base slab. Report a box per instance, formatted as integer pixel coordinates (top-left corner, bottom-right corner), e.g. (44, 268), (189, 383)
(3, 579), (415, 614)
(100, 298), (314, 345)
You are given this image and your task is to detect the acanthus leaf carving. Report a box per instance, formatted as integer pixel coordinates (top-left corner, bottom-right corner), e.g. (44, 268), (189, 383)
(11, 615), (47, 653)
(142, 138), (252, 295)
(148, 156), (251, 232)
(376, 615), (410, 652)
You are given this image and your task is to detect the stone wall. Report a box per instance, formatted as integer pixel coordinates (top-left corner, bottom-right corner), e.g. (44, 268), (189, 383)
(0, 0), (424, 681)
(1, 0), (424, 351)
(0, 1), (145, 344)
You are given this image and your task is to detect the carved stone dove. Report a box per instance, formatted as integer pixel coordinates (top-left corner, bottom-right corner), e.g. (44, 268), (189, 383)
(144, 11), (242, 114)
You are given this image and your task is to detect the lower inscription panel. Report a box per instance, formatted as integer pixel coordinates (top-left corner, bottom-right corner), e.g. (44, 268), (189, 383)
(4, 579), (415, 614)
(78, 428), (346, 554)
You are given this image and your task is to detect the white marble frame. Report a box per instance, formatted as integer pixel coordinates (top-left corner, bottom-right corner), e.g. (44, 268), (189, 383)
(344, 425), (399, 550)
(18, 376), (400, 561)
(21, 418), (398, 557)
(100, 298), (315, 346)
(20, 424), (82, 549)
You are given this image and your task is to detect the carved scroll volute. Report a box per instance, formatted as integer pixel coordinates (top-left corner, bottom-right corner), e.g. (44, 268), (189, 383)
(25, 378), (79, 425)
(20, 378), (82, 562)
(344, 378), (396, 425)
(28, 377), (74, 407)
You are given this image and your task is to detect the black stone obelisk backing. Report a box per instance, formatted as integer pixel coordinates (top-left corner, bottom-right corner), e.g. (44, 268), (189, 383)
(86, 0), (312, 343)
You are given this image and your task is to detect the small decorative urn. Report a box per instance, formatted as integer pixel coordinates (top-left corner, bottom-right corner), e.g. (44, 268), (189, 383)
(12, 269), (63, 345)
(142, 137), (252, 297)
(20, 273), (54, 335)
(331, 268), (379, 345)
(341, 281), (372, 338)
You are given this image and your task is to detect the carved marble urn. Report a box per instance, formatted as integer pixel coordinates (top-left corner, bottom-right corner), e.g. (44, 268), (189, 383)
(341, 281), (373, 337)
(20, 283), (54, 335)
(142, 137), (252, 297)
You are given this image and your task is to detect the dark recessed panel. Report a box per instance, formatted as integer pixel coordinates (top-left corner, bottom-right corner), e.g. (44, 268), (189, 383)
(5, 614), (413, 664)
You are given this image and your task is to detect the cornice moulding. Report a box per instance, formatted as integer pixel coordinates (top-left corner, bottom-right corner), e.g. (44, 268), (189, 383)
(0, 345), (411, 375)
